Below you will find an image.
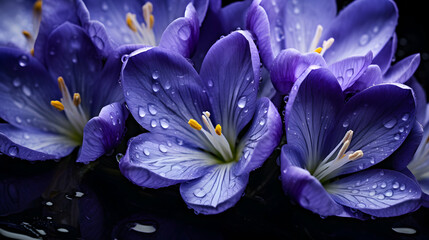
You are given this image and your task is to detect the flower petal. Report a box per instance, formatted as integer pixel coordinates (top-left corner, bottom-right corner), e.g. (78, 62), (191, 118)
(285, 68), (344, 171)
(44, 22), (103, 115)
(233, 98), (282, 175)
(281, 166), (345, 216)
(122, 46), (211, 148)
(327, 51), (373, 91)
(372, 35), (396, 74)
(260, 0), (336, 53)
(159, 3), (199, 58)
(348, 64), (383, 93)
(327, 169), (422, 217)
(270, 48), (326, 94)
(0, 47), (71, 134)
(0, 0), (35, 50)
(330, 83), (416, 176)
(384, 54), (421, 84)
(34, 0), (81, 62)
(322, 0), (398, 64)
(119, 133), (217, 188)
(0, 124), (76, 160)
(180, 163), (249, 214)
(77, 102), (129, 163)
(406, 78), (427, 124)
(199, 30), (260, 142)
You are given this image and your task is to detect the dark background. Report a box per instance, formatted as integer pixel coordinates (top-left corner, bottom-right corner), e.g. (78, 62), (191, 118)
(1, 0), (429, 239)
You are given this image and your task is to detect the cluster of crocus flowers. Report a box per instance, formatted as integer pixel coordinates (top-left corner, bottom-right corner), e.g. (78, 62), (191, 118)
(0, 0), (428, 217)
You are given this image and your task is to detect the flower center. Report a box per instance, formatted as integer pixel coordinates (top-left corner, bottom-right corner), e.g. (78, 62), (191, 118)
(308, 25), (335, 56)
(50, 77), (89, 143)
(313, 130), (363, 182)
(408, 135), (429, 181)
(125, 2), (156, 46)
(188, 111), (234, 162)
(21, 0), (42, 55)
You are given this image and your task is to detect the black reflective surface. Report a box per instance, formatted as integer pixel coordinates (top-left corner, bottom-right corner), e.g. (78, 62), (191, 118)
(2, 0), (429, 239)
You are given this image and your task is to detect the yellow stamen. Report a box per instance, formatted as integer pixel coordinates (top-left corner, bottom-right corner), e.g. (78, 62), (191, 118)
(57, 76), (66, 92)
(126, 14), (137, 32)
(314, 47), (322, 54)
(149, 15), (155, 29)
(22, 30), (32, 39)
(51, 100), (64, 111)
(33, 0), (42, 13)
(188, 119), (202, 130)
(348, 150), (363, 161)
(73, 93), (81, 106)
(30, 48), (34, 56)
(215, 124), (222, 136)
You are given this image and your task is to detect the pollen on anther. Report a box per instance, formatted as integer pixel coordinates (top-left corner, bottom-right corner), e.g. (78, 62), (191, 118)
(126, 14), (137, 32)
(57, 76), (66, 92)
(314, 47), (322, 54)
(22, 30), (32, 39)
(30, 48), (34, 56)
(73, 93), (81, 106)
(188, 119), (202, 130)
(33, 0), (42, 13)
(215, 124), (222, 136)
(51, 100), (64, 111)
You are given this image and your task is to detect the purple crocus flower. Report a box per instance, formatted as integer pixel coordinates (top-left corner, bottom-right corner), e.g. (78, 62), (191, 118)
(119, 30), (282, 214)
(247, 0), (421, 95)
(82, 0), (210, 58)
(0, 0), (131, 163)
(280, 67), (422, 218)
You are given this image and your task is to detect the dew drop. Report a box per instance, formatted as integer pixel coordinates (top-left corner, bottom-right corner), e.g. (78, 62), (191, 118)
(101, 2), (108, 11)
(152, 82), (160, 92)
(237, 96), (247, 108)
(383, 118), (397, 129)
(207, 79), (213, 87)
(8, 146), (18, 156)
(176, 138), (184, 145)
(399, 127), (404, 133)
(152, 71), (159, 80)
(394, 134), (400, 140)
(23, 133), (30, 139)
(356, 203), (366, 208)
(138, 106), (146, 118)
(160, 118), (169, 129)
(337, 76), (344, 84)
(159, 144), (167, 153)
(342, 120), (349, 128)
(193, 188), (207, 198)
(57, 228), (69, 233)
(372, 26), (379, 33)
(148, 104), (157, 115)
(372, 183), (377, 189)
(399, 184), (406, 191)
(380, 182), (387, 188)
(352, 189), (359, 194)
(116, 153), (124, 162)
(392, 182), (399, 189)
(12, 78), (21, 87)
(359, 34), (370, 46)
(346, 68), (354, 77)
(401, 113), (409, 121)
(377, 194), (385, 200)
(15, 116), (22, 124)
(293, 6), (300, 14)
(150, 120), (157, 128)
(274, 26), (285, 42)
(143, 148), (150, 156)
(259, 118), (266, 126)
(369, 190), (376, 196)
(18, 55), (29, 67)
(370, 158), (375, 164)
(164, 81), (171, 90)
(385, 190), (393, 197)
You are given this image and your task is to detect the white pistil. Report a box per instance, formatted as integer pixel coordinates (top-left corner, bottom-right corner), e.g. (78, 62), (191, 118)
(125, 2), (156, 46)
(408, 136), (429, 180)
(51, 77), (89, 137)
(188, 112), (233, 161)
(313, 130), (364, 181)
(308, 24), (335, 56)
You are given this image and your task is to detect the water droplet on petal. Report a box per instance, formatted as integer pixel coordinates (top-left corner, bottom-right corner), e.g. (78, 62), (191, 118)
(101, 2), (108, 11)
(274, 26), (285, 42)
(342, 120), (349, 128)
(138, 106), (146, 118)
(150, 120), (157, 128)
(160, 118), (169, 129)
(178, 25), (191, 41)
(259, 118), (266, 126)
(164, 81), (171, 90)
(193, 188), (206, 198)
(152, 82), (160, 92)
(401, 113), (409, 121)
(373, 26), (379, 33)
(383, 118), (397, 129)
(394, 134), (400, 140)
(352, 189), (359, 194)
(57, 228), (69, 233)
(369, 190), (376, 196)
(393, 182), (399, 189)
(337, 76), (344, 84)
(8, 146), (18, 156)
(385, 190), (393, 197)
(148, 104), (157, 115)
(237, 96), (247, 108)
(152, 71), (159, 80)
(159, 144), (167, 153)
(22, 85), (31, 96)
(356, 203), (366, 208)
(12, 78), (21, 87)
(143, 148), (150, 156)
(359, 34), (370, 46)
(293, 6), (300, 14)
(18, 55), (29, 67)
(377, 194), (385, 200)
(116, 153), (124, 162)
(15, 116), (22, 124)
(400, 184), (406, 191)
(207, 79), (213, 87)
(380, 182), (387, 188)
(346, 68), (354, 77)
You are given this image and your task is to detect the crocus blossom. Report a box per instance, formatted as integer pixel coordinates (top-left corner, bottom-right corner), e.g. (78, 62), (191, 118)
(0, 1), (131, 163)
(119, 30), (282, 214)
(280, 68), (422, 218)
(82, 0), (209, 58)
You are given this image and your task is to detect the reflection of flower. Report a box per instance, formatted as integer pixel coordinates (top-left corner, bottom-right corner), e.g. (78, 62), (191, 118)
(119, 30), (282, 214)
(83, 0), (209, 58)
(280, 68), (421, 218)
(0, 0), (130, 162)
